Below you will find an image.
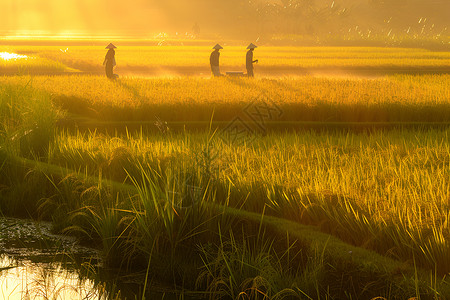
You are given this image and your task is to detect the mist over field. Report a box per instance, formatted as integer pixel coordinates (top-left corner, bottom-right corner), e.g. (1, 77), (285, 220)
(1, 0), (449, 40)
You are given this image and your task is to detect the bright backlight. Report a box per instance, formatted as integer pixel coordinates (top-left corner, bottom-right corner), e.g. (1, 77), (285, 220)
(0, 52), (28, 60)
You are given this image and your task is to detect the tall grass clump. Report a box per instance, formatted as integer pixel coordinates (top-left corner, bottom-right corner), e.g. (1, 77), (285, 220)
(196, 228), (307, 300)
(0, 82), (63, 216)
(125, 161), (222, 286)
(0, 81), (61, 158)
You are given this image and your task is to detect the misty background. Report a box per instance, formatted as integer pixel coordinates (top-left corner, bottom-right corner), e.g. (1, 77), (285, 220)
(0, 0), (448, 42)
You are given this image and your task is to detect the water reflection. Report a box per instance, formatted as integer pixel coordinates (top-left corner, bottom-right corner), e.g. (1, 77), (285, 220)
(0, 218), (110, 299)
(0, 218), (195, 300)
(0, 255), (107, 299)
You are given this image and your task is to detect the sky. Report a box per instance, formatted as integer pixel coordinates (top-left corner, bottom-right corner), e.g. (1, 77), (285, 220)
(0, 0), (177, 36)
(0, 0), (247, 37)
(0, 0), (448, 38)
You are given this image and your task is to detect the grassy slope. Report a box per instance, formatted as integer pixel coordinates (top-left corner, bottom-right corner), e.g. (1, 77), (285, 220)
(2, 153), (449, 298)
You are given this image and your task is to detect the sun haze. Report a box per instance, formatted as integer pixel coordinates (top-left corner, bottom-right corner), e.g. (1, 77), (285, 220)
(1, 0), (449, 40)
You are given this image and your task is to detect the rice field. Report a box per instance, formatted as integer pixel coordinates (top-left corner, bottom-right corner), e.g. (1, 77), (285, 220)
(39, 45), (450, 68)
(1, 44), (449, 76)
(0, 50), (68, 74)
(0, 74), (449, 126)
(1, 41), (450, 299)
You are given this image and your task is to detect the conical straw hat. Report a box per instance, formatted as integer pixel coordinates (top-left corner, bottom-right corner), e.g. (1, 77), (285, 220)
(105, 43), (117, 49)
(213, 44), (223, 49)
(247, 43), (257, 49)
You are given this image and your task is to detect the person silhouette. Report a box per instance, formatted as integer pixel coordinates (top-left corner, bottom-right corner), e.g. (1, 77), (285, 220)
(246, 43), (258, 77)
(103, 43), (117, 79)
(210, 44), (223, 77)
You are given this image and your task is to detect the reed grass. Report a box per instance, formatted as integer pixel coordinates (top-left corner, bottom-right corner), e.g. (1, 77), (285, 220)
(0, 81), (62, 158)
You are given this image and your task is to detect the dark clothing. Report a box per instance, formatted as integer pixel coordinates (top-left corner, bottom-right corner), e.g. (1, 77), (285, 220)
(104, 49), (115, 64)
(246, 50), (255, 77)
(246, 67), (254, 77)
(246, 50), (253, 69)
(105, 61), (114, 78)
(104, 49), (115, 79)
(210, 51), (220, 66)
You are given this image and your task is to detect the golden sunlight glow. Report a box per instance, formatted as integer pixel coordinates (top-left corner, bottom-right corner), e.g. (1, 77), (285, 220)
(0, 52), (28, 61)
(0, 0), (448, 39)
(0, 255), (102, 299)
(0, 0), (168, 37)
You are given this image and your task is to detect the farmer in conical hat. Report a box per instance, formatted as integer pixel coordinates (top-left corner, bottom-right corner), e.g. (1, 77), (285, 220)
(210, 44), (223, 77)
(246, 43), (258, 77)
(103, 43), (117, 79)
